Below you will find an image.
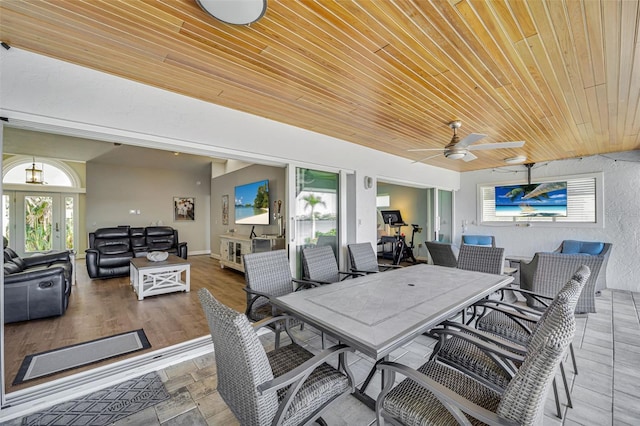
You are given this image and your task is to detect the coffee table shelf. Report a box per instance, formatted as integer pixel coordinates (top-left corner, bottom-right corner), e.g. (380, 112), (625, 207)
(130, 255), (190, 300)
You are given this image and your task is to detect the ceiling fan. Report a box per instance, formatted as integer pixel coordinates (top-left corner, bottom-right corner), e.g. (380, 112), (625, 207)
(409, 120), (525, 163)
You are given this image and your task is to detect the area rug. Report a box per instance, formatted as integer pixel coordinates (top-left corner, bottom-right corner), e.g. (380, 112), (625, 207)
(20, 371), (170, 426)
(14, 329), (151, 385)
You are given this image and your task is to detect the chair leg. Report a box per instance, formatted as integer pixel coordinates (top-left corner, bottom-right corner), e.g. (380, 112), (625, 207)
(315, 417), (328, 426)
(569, 342), (578, 375)
(552, 377), (562, 419)
(560, 361), (573, 408)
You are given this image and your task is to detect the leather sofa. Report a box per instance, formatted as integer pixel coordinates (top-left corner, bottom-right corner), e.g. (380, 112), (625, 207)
(85, 226), (187, 279)
(3, 238), (73, 323)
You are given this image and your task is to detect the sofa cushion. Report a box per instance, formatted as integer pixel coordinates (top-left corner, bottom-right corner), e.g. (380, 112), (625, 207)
(93, 227), (131, 239)
(561, 240), (604, 255)
(94, 239), (131, 255)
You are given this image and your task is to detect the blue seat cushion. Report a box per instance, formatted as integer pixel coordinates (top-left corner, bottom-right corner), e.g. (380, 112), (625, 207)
(561, 240), (604, 255)
(462, 235), (493, 247)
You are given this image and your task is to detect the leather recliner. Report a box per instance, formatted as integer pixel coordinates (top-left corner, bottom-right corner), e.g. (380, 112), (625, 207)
(3, 238), (73, 323)
(85, 227), (134, 279)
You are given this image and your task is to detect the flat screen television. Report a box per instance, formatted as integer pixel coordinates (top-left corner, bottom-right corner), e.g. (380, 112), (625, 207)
(494, 182), (567, 217)
(234, 179), (270, 225)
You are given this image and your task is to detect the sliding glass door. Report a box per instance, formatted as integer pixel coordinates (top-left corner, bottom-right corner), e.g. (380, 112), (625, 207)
(289, 167), (340, 278)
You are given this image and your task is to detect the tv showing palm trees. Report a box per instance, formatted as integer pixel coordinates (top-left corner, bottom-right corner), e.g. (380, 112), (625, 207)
(234, 180), (270, 225)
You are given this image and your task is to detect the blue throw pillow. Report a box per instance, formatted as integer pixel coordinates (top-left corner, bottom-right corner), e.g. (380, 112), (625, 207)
(579, 242), (604, 255)
(463, 235), (493, 246)
(561, 240), (604, 255)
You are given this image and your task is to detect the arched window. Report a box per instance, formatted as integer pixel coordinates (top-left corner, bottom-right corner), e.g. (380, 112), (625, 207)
(2, 156), (80, 187)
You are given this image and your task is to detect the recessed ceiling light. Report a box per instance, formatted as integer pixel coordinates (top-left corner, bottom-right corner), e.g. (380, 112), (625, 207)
(174, 152), (180, 156)
(504, 155), (527, 164)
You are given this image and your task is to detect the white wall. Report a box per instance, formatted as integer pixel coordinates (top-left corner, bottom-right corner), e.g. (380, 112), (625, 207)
(456, 155), (640, 292)
(0, 47), (460, 252)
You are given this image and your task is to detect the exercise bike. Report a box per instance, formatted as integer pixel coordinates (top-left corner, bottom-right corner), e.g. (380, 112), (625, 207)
(392, 224), (422, 265)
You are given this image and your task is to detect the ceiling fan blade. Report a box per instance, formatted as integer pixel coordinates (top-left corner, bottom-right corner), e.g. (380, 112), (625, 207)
(462, 152), (478, 162)
(407, 148), (442, 152)
(468, 141), (525, 151)
(456, 133), (487, 148)
(411, 153), (442, 164)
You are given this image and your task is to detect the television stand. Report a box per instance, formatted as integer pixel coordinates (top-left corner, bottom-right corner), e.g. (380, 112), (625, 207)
(219, 234), (285, 272)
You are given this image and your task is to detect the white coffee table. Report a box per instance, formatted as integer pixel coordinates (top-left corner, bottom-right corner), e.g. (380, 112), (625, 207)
(130, 255), (190, 300)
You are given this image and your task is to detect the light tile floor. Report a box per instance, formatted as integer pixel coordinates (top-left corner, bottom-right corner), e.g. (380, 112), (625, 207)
(8, 289), (639, 425)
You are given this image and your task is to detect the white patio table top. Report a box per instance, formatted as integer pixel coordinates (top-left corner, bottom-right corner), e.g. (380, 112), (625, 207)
(272, 263), (513, 360)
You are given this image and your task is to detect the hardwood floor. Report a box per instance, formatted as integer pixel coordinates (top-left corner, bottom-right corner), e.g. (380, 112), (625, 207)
(3, 255), (247, 394)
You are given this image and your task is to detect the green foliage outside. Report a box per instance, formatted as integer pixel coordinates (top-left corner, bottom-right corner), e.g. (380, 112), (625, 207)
(253, 183), (269, 208)
(25, 196), (52, 252)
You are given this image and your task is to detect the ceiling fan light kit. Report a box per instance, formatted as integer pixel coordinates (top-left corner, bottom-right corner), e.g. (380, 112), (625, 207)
(504, 155), (527, 164)
(196, 0), (267, 25)
(408, 120), (526, 164)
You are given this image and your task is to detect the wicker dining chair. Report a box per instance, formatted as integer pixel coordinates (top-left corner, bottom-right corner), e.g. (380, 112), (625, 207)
(376, 278), (578, 425)
(430, 265), (590, 419)
(301, 245), (361, 284)
(347, 242), (402, 274)
(198, 289), (355, 426)
(456, 244), (505, 275)
(425, 241), (458, 268)
(520, 251), (605, 313)
(243, 250), (318, 348)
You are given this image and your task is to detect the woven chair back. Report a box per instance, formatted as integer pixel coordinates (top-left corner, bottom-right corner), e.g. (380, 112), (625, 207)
(198, 289), (278, 425)
(243, 250), (294, 313)
(425, 241), (458, 267)
(302, 245), (340, 283)
(496, 274), (581, 425)
(347, 243), (379, 272)
(457, 245), (505, 275)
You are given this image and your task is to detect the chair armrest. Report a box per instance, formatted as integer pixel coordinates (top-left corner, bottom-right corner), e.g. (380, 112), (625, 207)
(22, 251), (71, 267)
(293, 278), (325, 288)
(474, 299), (544, 318)
(351, 268), (380, 275)
(4, 266), (67, 284)
(437, 321), (528, 355)
(257, 344), (355, 394)
(252, 314), (294, 331)
(338, 270), (365, 280)
(431, 326), (526, 364)
(378, 263), (403, 271)
(377, 362), (519, 426)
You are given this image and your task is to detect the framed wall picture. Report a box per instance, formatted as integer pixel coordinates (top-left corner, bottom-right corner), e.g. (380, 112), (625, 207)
(174, 197), (195, 221)
(222, 194), (229, 225)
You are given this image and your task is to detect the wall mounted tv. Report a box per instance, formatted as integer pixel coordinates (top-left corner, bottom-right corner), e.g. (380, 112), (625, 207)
(494, 182), (567, 217)
(234, 179), (270, 225)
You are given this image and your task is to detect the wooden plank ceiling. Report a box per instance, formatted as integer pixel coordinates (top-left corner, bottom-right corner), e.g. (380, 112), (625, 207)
(1, 0), (639, 171)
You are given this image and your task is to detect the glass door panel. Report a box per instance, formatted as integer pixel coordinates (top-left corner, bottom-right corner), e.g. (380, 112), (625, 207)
(24, 195), (54, 252)
(292, 168), (339, 277)
(437, 190), (453, 243)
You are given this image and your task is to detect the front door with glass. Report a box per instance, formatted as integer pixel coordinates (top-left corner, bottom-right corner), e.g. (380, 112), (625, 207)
(3, 191), (76, 256)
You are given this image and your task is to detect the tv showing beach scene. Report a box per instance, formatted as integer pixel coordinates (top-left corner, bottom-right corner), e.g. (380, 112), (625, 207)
(495, 181), (567, 217)
(234, 179), (270, 225)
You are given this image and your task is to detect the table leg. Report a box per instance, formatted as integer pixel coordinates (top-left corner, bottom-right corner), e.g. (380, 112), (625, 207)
(352, 356), (388, 410)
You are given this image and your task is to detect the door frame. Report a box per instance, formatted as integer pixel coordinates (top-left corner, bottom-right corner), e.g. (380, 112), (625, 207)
(286, 164), (350, 276)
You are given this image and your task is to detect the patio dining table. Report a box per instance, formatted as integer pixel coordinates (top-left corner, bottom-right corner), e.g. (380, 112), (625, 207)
(271, 263), (513, 408)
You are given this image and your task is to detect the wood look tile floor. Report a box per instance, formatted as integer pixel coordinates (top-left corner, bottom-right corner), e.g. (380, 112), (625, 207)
(5, 262), (640, 425)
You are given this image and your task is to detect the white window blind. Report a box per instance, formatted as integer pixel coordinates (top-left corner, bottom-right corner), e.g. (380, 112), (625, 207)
(480, 177), (597, 224)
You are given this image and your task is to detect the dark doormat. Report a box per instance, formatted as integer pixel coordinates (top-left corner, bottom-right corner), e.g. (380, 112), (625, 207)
(14, 329), (151, 385)
(20, 372), (170, 425)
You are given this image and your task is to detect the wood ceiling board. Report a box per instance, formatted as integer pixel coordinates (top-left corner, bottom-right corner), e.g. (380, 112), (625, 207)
(1, 0), (639, 171)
